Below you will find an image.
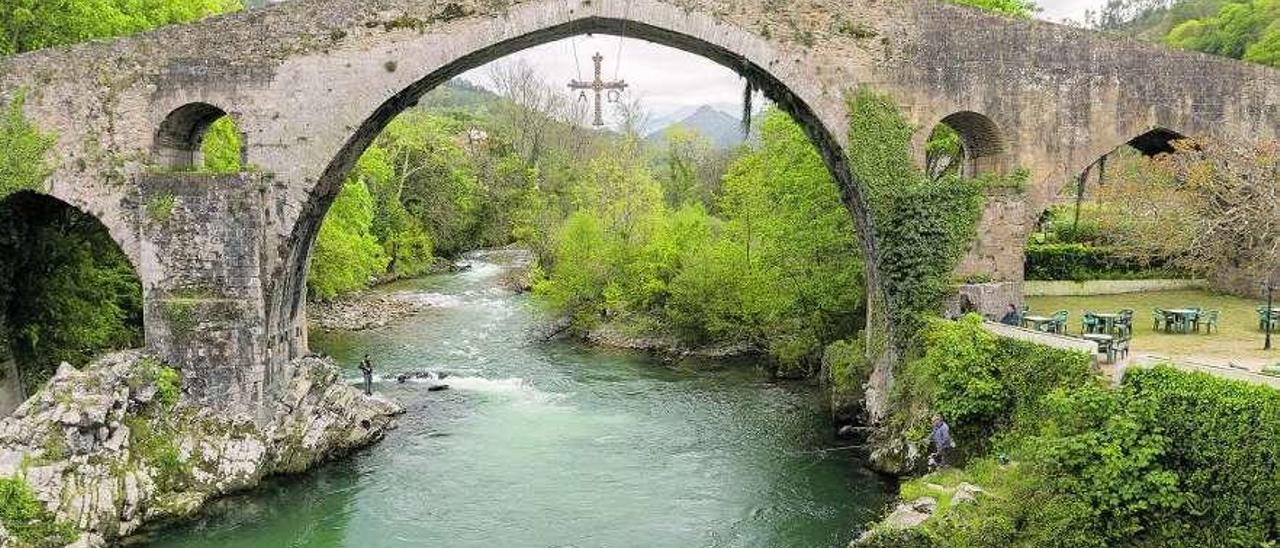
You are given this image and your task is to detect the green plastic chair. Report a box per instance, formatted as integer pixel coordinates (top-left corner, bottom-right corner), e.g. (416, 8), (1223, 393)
(1153, 308), (1166, 332)
(1202, 310), (1220, 334)
(1261, 307), (1278, 333)
(1051, 310), (1070, 335)
(1081, 312), (1099, 334)
(1112, 337), (1130, 361)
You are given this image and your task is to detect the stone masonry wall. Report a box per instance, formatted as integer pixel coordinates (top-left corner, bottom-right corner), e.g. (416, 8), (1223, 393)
(136, 173), (276, 419)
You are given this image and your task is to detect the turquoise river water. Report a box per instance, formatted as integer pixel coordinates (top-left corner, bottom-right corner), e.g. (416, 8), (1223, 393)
(145, 250), (893, 547)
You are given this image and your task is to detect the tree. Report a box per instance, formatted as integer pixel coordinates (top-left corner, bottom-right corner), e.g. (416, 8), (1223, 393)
(1165, 0), (1280, 66)
(1164, 139), (1280, 282)
(201, 116), (242, 173)
(654, 125), (727, 208)
(308, 178), (387, 300)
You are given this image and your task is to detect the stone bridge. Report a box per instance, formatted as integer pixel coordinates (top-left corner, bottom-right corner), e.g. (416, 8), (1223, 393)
(0, 0), (1276, 418)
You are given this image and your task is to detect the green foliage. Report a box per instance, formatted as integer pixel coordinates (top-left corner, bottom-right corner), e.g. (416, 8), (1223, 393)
(353, 144), (434, 279)
(1024, 242), (1185, 281)
(0, 93), (54, 199)
(125, 415), (190, 493)
(378, 112), (481, 257)
(1165, 0), (1280, 66)
(846, 90), (988, 333)
(888, 315), (1097, 459)
(822, 336), (871, 411)
(880, 314), (1280, 545)
(1016, 366), (1280, 544)
(534, 111), (864, 373)
(0, 194), (142, 392)
(130, 356), (180, 408)
(200, 115), (241, 173)
(145, 192), (176, 222)
(946, 0), (1038, 17)
(308, 177), (387, 300)
(0, 0), (242, 55)
(0, 476), (78, 547)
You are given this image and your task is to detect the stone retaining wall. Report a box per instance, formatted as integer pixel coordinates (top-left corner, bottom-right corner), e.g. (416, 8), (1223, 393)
(1025, 279), (1206, 296)
(979, 321), (1099, 367)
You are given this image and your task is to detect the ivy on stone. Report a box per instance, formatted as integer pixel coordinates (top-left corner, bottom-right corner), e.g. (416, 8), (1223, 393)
(0, 92), (54, 200)
(845, 89), (989, 336)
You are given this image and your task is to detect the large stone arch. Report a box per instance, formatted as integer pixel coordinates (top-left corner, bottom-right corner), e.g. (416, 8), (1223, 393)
(250, 4), (887, 382)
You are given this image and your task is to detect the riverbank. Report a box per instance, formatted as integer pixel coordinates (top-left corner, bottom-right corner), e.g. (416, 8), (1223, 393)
(0, 351), (402, 547)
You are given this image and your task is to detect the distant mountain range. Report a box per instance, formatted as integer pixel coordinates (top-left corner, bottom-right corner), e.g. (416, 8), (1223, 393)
(645, 105), (753, 150)
(365, 78), (759, 151)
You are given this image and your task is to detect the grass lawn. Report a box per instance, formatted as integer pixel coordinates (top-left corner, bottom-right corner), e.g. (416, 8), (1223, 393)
(1027, 289), (1278, 368)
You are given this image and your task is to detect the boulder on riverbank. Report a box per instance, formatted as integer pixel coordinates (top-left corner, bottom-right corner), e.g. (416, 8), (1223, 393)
(309, 294), (431, 332)
(0, 351), (403, 547)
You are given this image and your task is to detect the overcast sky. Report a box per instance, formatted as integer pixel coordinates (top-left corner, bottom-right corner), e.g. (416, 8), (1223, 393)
(456, 1), (1107, 128)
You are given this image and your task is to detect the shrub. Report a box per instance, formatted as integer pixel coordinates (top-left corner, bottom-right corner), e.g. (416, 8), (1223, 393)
(823, 337), (871, 415)
(883, 350), (1280, 545)
(1024, 243), (1186, 281)
(886, 315), (1097, 461)
(1024, 366), (1280, 545)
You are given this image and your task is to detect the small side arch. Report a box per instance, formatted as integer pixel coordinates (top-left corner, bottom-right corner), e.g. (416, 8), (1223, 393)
(152, 102), (240, 170)
(1126, 127), (1191, 157)
(928, 111), (1009, 178)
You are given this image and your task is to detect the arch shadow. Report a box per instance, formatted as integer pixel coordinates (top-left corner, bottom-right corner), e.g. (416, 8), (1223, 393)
(934, 111), (1007, 177)
(0, 190), (144, 415)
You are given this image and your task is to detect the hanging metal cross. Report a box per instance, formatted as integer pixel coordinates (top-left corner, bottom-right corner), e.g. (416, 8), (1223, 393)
(568, 52), (627, 127)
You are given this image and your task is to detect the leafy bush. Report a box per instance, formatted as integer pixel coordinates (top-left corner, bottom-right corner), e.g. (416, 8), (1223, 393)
(880, 323), (1280, 545)
(823, 337), (871, 414)
(886, 315), (1097, 460)
(1024, 243), (1186, 281)
(1023, 366), (1280, 545)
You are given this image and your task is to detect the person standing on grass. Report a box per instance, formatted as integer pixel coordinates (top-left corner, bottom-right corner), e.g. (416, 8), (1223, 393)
(360, 354), (374, 396)
(929, 414), (955, 469)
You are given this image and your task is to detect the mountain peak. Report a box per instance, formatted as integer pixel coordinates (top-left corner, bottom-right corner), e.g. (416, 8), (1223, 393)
(648, 104), (749, 150)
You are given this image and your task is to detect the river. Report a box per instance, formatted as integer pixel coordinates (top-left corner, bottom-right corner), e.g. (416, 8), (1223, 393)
(145, 249), (893, 547)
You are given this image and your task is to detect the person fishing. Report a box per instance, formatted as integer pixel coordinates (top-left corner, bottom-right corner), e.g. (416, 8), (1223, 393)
(359, 354), (374, 396)
(928, 414), (955, 470)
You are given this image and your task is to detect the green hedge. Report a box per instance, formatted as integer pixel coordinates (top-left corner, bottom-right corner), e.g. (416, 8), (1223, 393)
(1024, 243), (1186, 281)
(1025, 366), (1280, 545)
(877, 350), (1280, 545)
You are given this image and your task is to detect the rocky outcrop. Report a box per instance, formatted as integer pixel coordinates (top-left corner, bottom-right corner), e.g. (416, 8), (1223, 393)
(0, 351), (403, 547)
(851, 482), (989, 546)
